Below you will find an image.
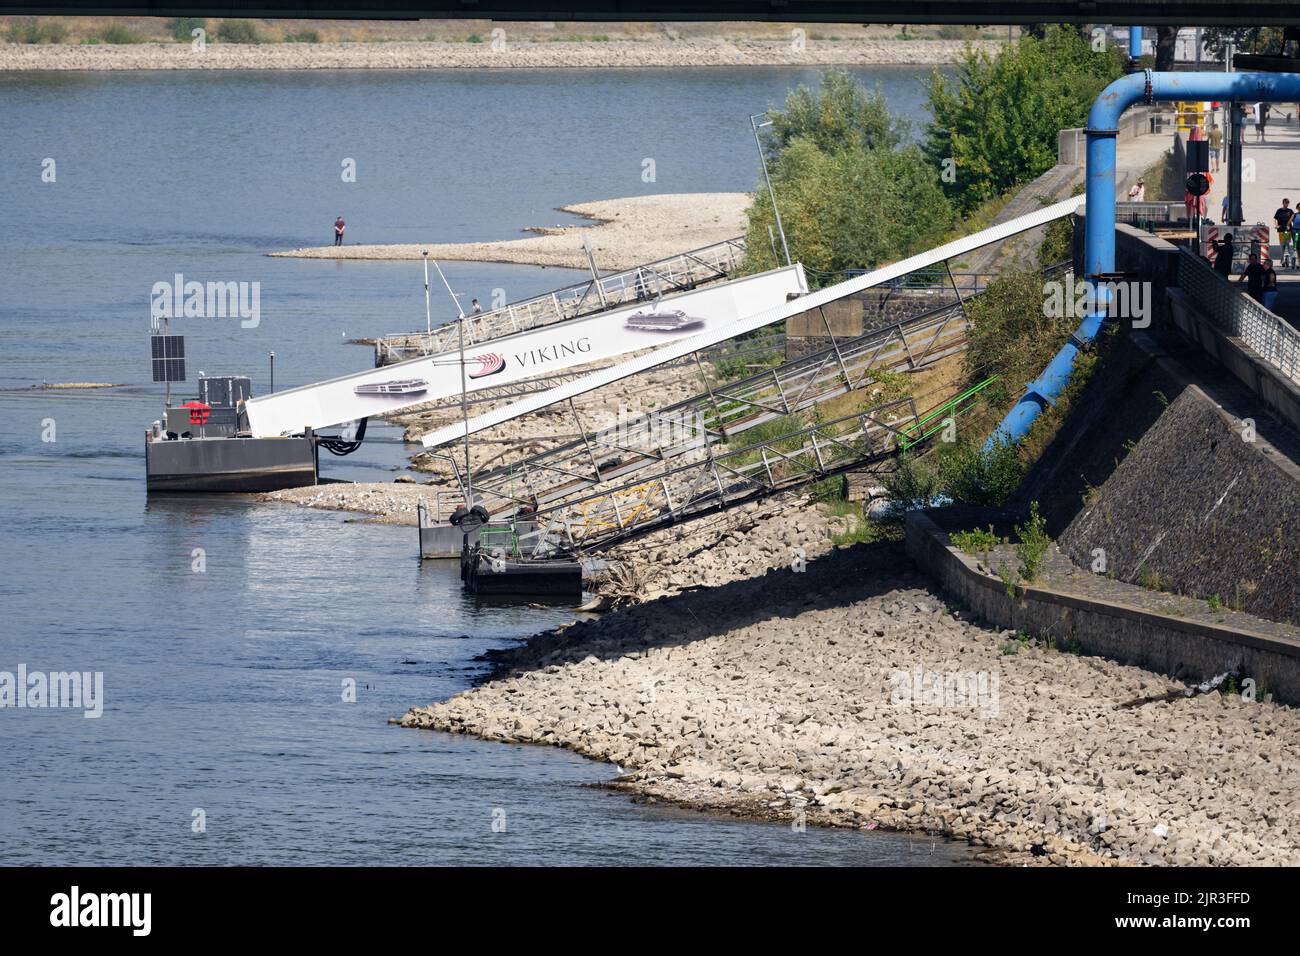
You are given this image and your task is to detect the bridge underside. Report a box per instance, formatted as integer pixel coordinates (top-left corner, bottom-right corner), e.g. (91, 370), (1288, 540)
(4, 1), (1298, 27)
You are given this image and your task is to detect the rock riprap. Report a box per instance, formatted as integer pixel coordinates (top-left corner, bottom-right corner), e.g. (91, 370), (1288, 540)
(399, 543), (1300, 866)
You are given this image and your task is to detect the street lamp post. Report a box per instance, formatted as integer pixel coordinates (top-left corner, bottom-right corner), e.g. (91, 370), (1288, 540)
(750, 112), (792, 268)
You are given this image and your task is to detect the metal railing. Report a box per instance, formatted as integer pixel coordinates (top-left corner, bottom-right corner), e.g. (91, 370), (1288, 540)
(812, 266), (998, 295)
(521, 378), (1002, 557)
(374, 236), (746, 365)
(415, 490), (465, 524)
(1116, 202), (1184, 225)
(1178, 249), (1300, 383)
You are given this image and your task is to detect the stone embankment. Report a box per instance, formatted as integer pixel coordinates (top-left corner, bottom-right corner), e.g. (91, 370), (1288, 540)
(0, 38), (995, 72)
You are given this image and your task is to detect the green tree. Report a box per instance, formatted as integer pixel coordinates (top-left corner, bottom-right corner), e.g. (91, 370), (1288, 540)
(743, 70), (954, 283)
(1201, 27), (1287, 58)
(925, 26), (1123, 213)
(763, 68), (903, 158)
(963, 270), (1074, 408)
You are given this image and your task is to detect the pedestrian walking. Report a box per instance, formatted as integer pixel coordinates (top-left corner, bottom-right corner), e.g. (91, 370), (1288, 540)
(1275, 198), (1294, 248)
(1238, 241), (1268, 302)
(1262, 259), (1280, 310)
(1213, 233), (1236, 278)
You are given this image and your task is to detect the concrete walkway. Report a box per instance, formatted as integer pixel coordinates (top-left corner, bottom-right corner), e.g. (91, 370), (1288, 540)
(970, 124), (1178, 274)
(1214, 117), (1300, 325)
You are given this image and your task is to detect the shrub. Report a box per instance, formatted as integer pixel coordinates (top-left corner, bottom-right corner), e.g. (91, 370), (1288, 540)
(168, 17), (206, 42)
(6, 18), (68, 44)
(938, 437), (1025, 508)
(950, 525), (1000, 555)
(466, 33), (483, 43)
(283, 29), (320, 43)
(936, 25), (980, 40)
(809, 475), (847, 503)
(96, 22), (144, 44)
(217, 20), (263, 44)
(963, 270), (1076, 410)
(1014, 501), (1050, 580)
(882, 452), (943, 514)
(999, 563), (1021, 597)
(1039, 215), (1075, 267)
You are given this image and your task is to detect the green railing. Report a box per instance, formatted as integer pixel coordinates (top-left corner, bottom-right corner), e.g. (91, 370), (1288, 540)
(897, 376), (1000, 452)
(477, 523), (522, 557)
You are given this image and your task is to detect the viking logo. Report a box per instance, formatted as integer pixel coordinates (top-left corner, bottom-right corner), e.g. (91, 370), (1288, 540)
(468, 352), (506, 379)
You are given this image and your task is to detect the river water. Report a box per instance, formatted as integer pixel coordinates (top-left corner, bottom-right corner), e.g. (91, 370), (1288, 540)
(0, 66), (974, 864)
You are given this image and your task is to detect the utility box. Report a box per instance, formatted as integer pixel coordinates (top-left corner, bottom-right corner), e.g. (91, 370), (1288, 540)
(198, 376), (252, 408)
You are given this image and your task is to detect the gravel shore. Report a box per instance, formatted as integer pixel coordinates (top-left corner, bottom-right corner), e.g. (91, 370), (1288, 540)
(397, 518), (1300, 866)
(0, 38), (993, 72)
(270, 194), (750, 271)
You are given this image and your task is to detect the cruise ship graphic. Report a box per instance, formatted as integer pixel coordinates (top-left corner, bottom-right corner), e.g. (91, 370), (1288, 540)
(625, 308), (706, 332)
(353, 378), (429, 396)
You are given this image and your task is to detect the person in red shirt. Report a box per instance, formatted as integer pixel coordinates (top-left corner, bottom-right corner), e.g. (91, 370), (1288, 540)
(334, 216), (346, 246)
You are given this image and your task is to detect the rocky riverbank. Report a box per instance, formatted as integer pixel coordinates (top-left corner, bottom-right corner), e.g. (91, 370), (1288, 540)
(0, 37), (994, 72)
(398, 530), (1300, 866)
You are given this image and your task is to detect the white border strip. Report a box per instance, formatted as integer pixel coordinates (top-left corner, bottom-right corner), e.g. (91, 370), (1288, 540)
(422, 196), (1082, 449)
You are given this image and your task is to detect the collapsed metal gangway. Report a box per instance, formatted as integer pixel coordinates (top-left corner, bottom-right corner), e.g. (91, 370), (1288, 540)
(444, 297), (974, 519)
(475, 376), (1000, 559)
(419, 195), (1083, 451)
(375, 235), (747, 365)
(245, 262), (803, 439)
(434, 253), (1067, 559)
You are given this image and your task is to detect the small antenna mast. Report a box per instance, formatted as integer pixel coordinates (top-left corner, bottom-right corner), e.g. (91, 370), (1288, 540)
(426, 254), (473, 508)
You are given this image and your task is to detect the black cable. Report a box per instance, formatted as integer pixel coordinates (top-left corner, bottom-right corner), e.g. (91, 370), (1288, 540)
(317, 417), (368, 456)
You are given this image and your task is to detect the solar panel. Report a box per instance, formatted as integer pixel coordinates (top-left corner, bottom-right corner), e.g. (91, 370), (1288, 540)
(150, 334), (186, 383)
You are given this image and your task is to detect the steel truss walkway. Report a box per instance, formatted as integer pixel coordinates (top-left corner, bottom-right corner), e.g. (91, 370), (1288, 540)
(518, 377), (999, 557)
(439, 296), (973, 519)
(375, 235), (747, 365)
(429, 258), (1065, 560)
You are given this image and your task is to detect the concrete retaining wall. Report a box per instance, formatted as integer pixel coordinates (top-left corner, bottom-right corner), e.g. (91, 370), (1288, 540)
(1058, 107), (1159, 166)
(1071, 219), (1182, 326)
(1167, 288), (1300, 432)
(784, 288), (957, 361)
(1071, 220), (1300, 428)
(905, 510), (1300, 704)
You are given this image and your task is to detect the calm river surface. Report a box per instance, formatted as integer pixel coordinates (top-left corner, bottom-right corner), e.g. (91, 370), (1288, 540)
(0, 66), (974, 864)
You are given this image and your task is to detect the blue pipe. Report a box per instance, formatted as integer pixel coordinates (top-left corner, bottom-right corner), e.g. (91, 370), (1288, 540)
(988, 70), (1300, 448)
(1128, 27), (1143, 64)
